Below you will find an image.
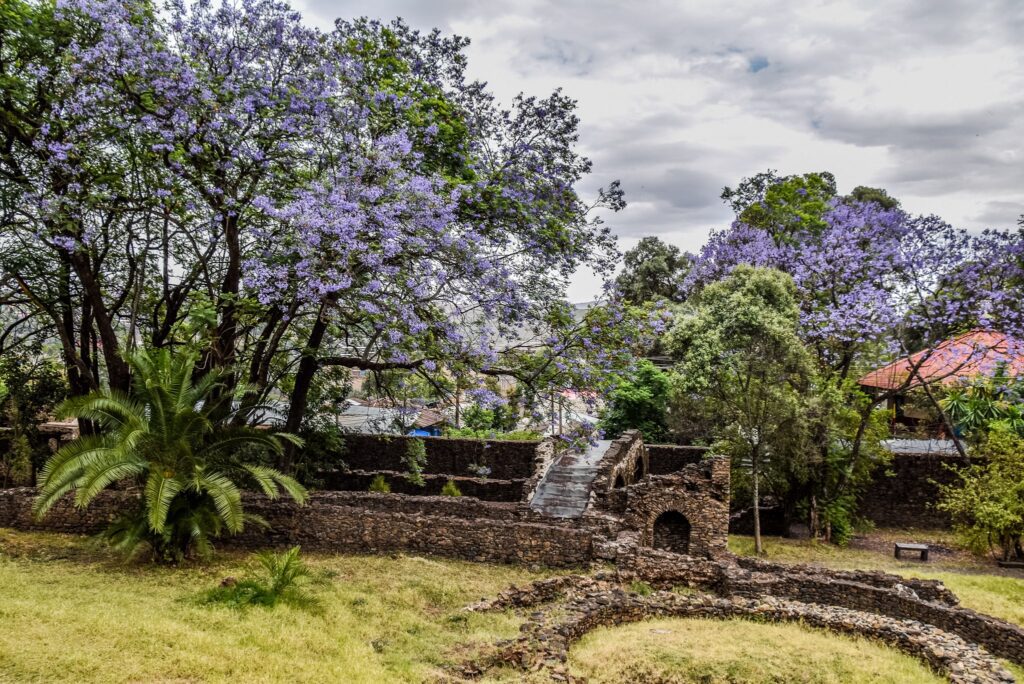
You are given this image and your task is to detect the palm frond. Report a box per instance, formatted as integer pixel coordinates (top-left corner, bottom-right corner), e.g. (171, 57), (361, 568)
(192, 470), (244, 533)
(268, 470), (308, 505)
(57, 392), (146, 431)
(74, 454), (147, 507)
(37, 434), (109, 485)
(243, 465), (281, 498)
(199, 430), (289, 458)
(144, 469), (184, 533)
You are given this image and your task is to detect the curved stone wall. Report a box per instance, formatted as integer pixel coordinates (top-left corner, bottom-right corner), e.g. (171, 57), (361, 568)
(464, 583), (1014, 684)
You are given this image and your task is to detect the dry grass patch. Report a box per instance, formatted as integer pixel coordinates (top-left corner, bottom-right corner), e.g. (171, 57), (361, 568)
(565, 617), (943, 683)
(0, 529), (555, 683)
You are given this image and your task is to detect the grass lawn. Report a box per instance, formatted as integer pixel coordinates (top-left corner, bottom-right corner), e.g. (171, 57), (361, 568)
(567, 617), (944, 683)
(2, 528), (1021, 683)
(0, 529), (547, 683)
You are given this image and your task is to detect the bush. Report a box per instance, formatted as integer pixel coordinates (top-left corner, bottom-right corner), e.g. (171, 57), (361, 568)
(34, 348), (307, 563)
(403, 438), (427, 487)
(440, 480), (462, 497)
(204, 546), (317, 608)
(936, 422), (1024, 561)
(368, 474), (391, 493)
(443, 427), (541, 441)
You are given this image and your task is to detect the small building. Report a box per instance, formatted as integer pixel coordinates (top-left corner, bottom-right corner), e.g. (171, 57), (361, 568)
(857, 329), (1024, 435)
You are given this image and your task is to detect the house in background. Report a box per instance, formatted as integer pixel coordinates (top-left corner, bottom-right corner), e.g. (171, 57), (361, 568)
(857, 329), (1024, 437)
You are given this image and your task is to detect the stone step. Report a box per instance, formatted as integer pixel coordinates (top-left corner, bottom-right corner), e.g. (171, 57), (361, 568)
(528, 440), (612, 519)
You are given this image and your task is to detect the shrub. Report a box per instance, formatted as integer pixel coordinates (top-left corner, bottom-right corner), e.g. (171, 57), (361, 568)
(368, 474), (391, 493)
(403, 438), (427, 486)
(936, 422), (1024, 561)
(204, 546), (317, 608)
(440, 480), (462, 497)
(33, 348), (307, 563)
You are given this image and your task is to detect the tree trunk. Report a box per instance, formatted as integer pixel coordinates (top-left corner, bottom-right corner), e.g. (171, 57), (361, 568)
(281, 304), (329, 470)
(68, 250), (130, 392)
(752, 446), (763, 556)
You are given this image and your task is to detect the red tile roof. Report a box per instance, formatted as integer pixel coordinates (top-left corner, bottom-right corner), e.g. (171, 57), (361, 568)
(857, 329), (1024, 391)
(414, 408), (447, 428)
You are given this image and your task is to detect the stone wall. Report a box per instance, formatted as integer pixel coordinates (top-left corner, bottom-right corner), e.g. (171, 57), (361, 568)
(860, 452), (968, 528)
(0, 487), (591, 567)
(646, 444), (710, 475)
(589, 430), (643, 505)
(470, 582), (1015, 684)
(334, 434), (539, 480)
(612, 546), (1024, 668)
(0, 487), (131, 533)
(724, 565), (1024, 666)
(316, 470), (524, 501)
(621, 458), (731, 559)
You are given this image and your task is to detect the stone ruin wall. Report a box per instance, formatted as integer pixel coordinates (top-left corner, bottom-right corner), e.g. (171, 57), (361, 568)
(859, 451), (968, 528)
(0, 433), (732, 568)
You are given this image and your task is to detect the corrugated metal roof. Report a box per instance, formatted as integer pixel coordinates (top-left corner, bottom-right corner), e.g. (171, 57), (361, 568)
(882, 439), (962, 456)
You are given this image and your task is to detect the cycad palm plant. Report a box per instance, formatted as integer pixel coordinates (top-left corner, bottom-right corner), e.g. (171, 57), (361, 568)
(34, 348), (307, 562)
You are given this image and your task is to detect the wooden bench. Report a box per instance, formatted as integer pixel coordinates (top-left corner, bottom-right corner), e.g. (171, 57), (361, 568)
(894, 542), (929, 561)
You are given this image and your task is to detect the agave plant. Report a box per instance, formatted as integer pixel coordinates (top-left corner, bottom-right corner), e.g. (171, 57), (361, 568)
(34, 348), (307, 562)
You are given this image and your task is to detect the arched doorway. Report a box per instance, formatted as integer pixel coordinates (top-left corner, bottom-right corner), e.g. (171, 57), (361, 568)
(632, 455), (644, 483)
(613, 473), (626, 489)
(652, 510), (691, 554)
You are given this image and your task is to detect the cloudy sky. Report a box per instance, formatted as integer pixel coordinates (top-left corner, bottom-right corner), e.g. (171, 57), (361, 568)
(294, 0), (1024, 300)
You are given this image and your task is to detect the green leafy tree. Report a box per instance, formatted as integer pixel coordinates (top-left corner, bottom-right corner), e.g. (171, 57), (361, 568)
(848, 185), (900, 210)
(615, 237), (692, 305)
(721, 171), (837, 241)
(668, 266), (816, 554)
(600, 360), (670, 442)
(33, 349), (307, 563)
(937, 423), (1024, 561)
(0, 345), (66, 482)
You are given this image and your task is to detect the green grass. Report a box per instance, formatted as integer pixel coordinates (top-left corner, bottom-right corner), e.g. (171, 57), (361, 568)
(729, 534), (1024, 627)
(0, 529), (552, 683)
(1, 529), (1018, 683)
(566, 617), (943, 683)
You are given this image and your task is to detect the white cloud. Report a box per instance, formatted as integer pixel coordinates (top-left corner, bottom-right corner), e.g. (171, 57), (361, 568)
(294, 0), (1024, 301)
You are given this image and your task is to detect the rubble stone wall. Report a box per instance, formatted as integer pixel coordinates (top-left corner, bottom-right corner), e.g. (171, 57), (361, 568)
(859, 452), (968, 528)
(0, 487), (591, 567)
(646, 444), (710, 474)
(333, 434), (540, 480)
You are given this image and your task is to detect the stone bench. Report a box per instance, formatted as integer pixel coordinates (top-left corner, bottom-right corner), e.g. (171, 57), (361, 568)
(894, 542), (929, 561)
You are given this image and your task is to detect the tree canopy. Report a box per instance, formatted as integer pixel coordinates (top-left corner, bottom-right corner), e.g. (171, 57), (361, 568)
(0, 0), (651, 464)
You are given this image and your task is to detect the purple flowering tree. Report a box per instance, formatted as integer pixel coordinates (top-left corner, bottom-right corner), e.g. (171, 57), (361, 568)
(684, 176), (1024, 534)
(0, 0), (649, 467)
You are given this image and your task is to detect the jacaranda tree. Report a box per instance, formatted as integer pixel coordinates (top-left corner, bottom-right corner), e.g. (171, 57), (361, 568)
(683, 171), (1024, 538)
(0, 0), (651, 472)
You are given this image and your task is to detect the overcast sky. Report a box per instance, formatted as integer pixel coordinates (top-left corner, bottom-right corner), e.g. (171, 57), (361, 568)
(294, 0), (1024, 301)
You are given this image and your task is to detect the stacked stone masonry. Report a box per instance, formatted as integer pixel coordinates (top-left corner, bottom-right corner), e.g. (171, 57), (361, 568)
(859, 452), (968, 528)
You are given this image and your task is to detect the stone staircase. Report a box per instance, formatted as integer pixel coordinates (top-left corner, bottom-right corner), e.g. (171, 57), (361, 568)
(528, 440), (611, 518)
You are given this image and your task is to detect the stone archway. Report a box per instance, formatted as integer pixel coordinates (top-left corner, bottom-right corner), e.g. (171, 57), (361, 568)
(613, 473), (626, 489)
(652, 510), (691, 554)
(632, 455), (644, 483)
